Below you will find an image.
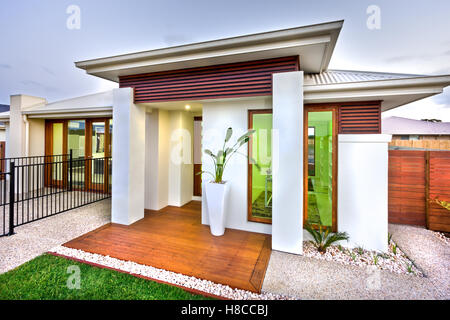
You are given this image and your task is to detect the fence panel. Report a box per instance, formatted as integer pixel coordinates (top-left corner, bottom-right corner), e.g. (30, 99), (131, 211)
(388, 150), (450, 232)
(388, 150), (427, 226)
(0, 153), (112, 237)
(429, 151), (450, 232)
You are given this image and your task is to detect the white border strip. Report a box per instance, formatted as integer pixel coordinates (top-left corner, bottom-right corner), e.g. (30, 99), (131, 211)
(49, 246), (295, 300)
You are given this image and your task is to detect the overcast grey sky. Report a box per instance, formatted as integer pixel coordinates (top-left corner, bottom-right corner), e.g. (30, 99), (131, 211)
(1, 0), (449, 119)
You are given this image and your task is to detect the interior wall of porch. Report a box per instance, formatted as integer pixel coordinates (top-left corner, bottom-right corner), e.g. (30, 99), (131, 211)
(145, 109), (169, 210)
(201, 98), (272, 235)
(144, 108), (194, 211)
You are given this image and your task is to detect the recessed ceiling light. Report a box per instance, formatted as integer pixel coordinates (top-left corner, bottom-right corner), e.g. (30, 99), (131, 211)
(185, 104), (191, 110)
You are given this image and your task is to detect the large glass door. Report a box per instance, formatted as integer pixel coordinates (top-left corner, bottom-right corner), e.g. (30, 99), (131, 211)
(68, 120), (86, 189)
(50, 121), (65, 187)
(304, 107), (337, 231)
(86, 119), (111, 192)
(45, 118), (112, 192)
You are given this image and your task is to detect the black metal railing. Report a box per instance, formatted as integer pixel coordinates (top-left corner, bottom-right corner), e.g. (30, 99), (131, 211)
(0, 151), (112, 237)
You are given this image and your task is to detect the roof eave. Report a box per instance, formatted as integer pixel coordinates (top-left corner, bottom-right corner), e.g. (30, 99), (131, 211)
(75, 20), (344, 81)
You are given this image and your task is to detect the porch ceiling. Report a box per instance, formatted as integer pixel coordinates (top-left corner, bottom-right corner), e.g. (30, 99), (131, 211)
(139, 101), (203, 112)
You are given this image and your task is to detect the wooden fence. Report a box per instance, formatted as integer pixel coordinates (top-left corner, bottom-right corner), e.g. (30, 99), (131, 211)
(388, 150), (450, 232)
(390, 138), (450, 151)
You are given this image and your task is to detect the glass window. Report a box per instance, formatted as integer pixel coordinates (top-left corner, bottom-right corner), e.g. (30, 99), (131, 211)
(68, 120), (85, 188)
(108, 119), (112, 192)
(91, 121), (106, 186)
(52, 123), (63, 181)
(306, 111), (333, 227)
(308, 127), (315, 176)
(249, 111), (272, 222)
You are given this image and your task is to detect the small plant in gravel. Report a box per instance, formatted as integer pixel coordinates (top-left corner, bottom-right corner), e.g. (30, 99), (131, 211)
(350, 252), (357, 261)
(356, 246), (364, 255)
(388, 233), (393, 244)
(305, 223), (349, 253)
(373, 254), (379, 266)
(407, 264), (413, 274)
(338, 244), (343, 252)
(378, 253), (390, 260)
(392, 243), (398, 255)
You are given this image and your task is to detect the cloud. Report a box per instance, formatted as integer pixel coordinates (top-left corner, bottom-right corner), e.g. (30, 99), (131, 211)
(432, 88), (450, 105)
(0, 64), (12, 69)
(41, 66), (56, 76)
(385, 50), (450, 64)
(20, 80), (61, 93)
(163, 34), (192, 46)
(383, 98), (450, 122)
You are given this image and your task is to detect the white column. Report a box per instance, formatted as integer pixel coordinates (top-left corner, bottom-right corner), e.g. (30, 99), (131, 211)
(7, 94), (46, 158)
(112, 88), (146, 225)
(272, 71), (304, 254)
(338, 134), (392, 252)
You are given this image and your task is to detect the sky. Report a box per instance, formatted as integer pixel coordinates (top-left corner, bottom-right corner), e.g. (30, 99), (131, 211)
(0, 0), (449, 120)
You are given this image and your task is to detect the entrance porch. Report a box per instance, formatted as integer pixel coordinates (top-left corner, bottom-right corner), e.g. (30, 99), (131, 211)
(63, 201), (272, 293)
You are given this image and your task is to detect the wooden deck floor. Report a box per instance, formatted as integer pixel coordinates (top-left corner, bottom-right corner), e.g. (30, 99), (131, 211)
(63, 201), (271, 292)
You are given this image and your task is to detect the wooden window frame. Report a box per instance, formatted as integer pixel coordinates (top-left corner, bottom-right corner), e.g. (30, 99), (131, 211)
(45, 117), (112, 192)
(303, 104), (338, 232)
(247, 109), (273, 224)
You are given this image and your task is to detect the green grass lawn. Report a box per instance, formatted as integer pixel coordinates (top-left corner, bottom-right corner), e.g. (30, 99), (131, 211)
(0, 254), (213, 300)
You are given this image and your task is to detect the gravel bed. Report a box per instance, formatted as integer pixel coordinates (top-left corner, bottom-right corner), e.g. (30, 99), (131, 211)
(262, 251), (439, 300)
(0, 189), (108, 235)
(389, 224), (450, 299)
(0, 199), (110, 274)
(50, 245), (296, 300)
(302, 240), (422, 276)
(263, 224), (449, 299)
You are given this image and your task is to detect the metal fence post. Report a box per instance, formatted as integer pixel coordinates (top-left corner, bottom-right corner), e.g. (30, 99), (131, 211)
(69, 149), (73, 192)
(8, 161), (15, 236)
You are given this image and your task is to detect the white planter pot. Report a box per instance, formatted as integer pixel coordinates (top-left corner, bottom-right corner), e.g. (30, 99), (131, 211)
(205, 181), (229, 236)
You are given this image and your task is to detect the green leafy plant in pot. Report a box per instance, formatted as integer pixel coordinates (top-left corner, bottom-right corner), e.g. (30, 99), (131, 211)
(198, 127), (256, 236)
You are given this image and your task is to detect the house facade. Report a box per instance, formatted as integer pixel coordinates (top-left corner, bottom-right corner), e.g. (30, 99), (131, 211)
(383, 116), (450, 150)
(1, 20), (450, 253)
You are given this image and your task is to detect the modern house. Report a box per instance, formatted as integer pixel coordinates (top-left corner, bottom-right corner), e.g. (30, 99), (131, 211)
(383, 116), (450, 150)
(0, 104), (9, 159)
(1, 20), (450, 254)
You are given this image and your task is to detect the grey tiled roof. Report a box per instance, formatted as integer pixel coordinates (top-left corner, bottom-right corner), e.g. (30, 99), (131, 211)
(304, 70), (424, 85)
(382, 116), (450, 135)
(0, 104), (9, 113)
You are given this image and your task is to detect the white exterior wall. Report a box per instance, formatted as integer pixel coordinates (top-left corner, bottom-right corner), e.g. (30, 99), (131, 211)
(0, 130), (5, 142)
(201, 98), (272, 235)
(272, 71), (304, 254)
(111, 88), (146, 225)
(28, 119), (45, 156)
(7, 95), (47, 158)
(338, 134), (392, 252)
